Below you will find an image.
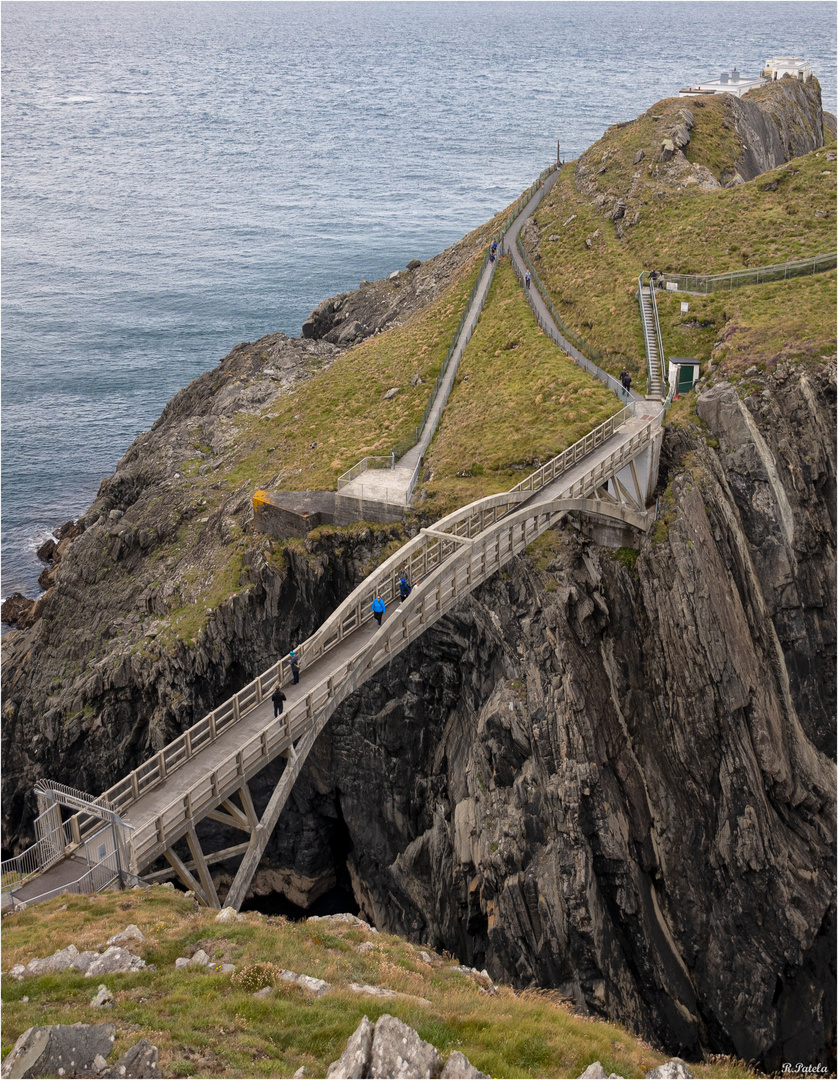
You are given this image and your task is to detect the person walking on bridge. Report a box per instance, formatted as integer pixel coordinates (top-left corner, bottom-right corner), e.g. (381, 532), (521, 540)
(289, 650), (300, 684)
(399, 576), (412, 602)
(371, 595), (386, 627)
(271, 684), (287, 717)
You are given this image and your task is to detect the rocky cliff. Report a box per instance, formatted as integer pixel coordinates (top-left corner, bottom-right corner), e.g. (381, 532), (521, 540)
(261, 360), (835, 1071)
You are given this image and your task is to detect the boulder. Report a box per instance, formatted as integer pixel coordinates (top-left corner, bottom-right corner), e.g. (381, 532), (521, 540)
(104, 1039), (160, 1079)
(0, 593), (36, 630)
(189, 950), (210, 967)
(84, 947), (145, 978)
(369, 1015), (443, 1079)
(307, 913), (373, 930)
(1, 1023), (115, 1079)
(326, 1015), (374, 1079)
(578, 1064), (607, 1079)
(347, 983), (396, 999)
(440, 1050), (489, 1078)
(295, 974), (331, 997)
(645, 1061), (693, 1079)
(214, 907), (241, 923)
(107, 925), (144, 946)
(633, 149), (645, 164)
(407, 259), (422, 270)
(89, 985), (114, 1009)
(383, 387), (400, 400)
(660, 139), (676, 162)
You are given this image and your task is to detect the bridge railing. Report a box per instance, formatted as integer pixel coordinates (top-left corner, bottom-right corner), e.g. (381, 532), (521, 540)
(126, 413), (660, 873)
(70, 399), (649, 849)
(510, 405), (634, 493)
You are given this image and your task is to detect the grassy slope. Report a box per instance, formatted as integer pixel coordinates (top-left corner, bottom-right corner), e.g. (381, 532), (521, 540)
(656, 268), (837, 375)
(524, 97), (836, 385)
(422, 258), (622, 515)
(0, 889), (758, 1080)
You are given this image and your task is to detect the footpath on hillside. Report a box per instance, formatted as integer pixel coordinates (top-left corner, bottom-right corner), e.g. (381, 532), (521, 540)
(338, 169), (564, 507)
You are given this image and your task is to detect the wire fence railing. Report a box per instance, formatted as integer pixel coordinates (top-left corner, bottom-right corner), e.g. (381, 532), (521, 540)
(514, 239), (608, 367)
(511, 244), (633, 407)
(647, 252), (836, 295)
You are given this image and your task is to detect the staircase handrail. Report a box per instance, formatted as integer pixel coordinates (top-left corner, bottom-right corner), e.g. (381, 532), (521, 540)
(637, 273), (656, 391)
(648, 277), (666, 390)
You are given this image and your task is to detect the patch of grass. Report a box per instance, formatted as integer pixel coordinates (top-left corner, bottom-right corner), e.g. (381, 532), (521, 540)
(0, 889), (759, 1079)
(668, 270), (836, 377)
(227, 255), (486, 499)
(612, 547), (639, 570)
(420, 258), (623, 515)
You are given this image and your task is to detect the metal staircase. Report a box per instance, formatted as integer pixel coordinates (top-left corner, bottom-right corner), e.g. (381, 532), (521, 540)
(639, 282), (664, 398)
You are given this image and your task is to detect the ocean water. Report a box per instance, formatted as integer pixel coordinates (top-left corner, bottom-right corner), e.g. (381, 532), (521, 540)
(2, 1), (835, 603)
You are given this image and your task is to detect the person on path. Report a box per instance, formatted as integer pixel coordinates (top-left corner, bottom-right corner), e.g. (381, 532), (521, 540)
(271, 684), (287, 718)
(399, 576), (412, 602)
(492, 240), (498, 255)
(525, 271), (531, 290)
(371, 595), (386, 627)
(621, 371), (632, 392)
(489, 252), (495, 265)
(289, 650), (300, 684)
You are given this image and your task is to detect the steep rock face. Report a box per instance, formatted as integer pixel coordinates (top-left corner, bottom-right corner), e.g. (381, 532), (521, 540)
(732, 77), (826, 180)
(266, 362), (835, 1071)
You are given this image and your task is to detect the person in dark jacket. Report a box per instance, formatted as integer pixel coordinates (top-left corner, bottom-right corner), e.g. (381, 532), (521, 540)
(371, 595), (386, 627)
(289, 650), (300, 684)
(271, 684), (287, 717)
(399, 577), (411, 601)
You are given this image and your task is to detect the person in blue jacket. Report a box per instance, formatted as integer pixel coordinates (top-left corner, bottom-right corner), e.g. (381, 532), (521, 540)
(399, 577), (411, 601)
(371, 594), (386, 627)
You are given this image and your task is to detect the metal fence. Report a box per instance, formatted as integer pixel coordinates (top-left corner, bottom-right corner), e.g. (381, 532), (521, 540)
(512, 244), (633, 407)
(337, 455), (394, 491)
(651, 252), (836, 294)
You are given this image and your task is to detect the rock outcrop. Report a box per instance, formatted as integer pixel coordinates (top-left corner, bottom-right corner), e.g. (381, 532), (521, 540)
(572, 77), (825, 224)
(326, 1014), (488, 1079)
(0, 1024), (159, 1080)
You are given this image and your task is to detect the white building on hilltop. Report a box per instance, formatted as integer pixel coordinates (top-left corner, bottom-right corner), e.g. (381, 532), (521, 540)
(679, 55), (813, 99)
(762, 56), (813, 82)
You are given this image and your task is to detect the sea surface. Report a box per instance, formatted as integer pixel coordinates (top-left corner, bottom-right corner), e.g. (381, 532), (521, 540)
(2, 1), (835, 604)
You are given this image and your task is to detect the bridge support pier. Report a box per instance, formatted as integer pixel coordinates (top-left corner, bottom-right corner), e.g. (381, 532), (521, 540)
(607, 430), (662, 509)
(224, 730), (320, 912)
